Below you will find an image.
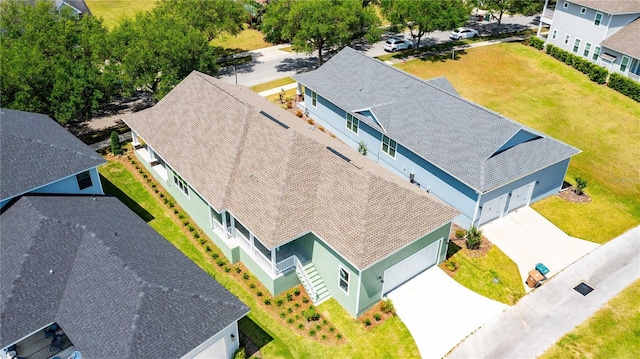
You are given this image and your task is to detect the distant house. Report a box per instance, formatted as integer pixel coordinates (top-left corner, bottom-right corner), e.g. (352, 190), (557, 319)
(56, 0), (92, 16)
(539, 0), (640, 81)
(293, 47), (580, 228)
(124, 71), (458, 317)
(0, 196), (249, 359)
(0, 108), (105, 209)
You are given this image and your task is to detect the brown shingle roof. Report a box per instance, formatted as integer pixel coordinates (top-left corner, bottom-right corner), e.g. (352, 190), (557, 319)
(124, 71), (457, 269)
(602, 17), (640, 58)
(569, 0), (640, 14)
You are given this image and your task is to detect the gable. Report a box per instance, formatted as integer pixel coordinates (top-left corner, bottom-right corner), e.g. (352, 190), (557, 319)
(491, 129), (542, 158)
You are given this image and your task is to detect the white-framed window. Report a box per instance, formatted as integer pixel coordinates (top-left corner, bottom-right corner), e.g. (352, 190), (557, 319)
(552, 29), (557, 39)
(563, 1), (568, 9)
(338, 266), (349, 294)
(76, 171), (93, 190)
(594, 12), (603, 26)
(592, 46), (601, 61)
(580, 7), (586, 14)
(583, 43), (591, 57)
(311, 91), (317, 107)
(346, 113), (358, 134)
(620, 56), (630, 72)
(381, 135), (397, 158)
(572, 38), (581, 53)
(173, 170), (189, 197)
(564, 34), (570, 45)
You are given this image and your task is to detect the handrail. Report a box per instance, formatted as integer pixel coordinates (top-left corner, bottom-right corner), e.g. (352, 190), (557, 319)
(296, 258), (317, 301)
(276, 255), (296, 274)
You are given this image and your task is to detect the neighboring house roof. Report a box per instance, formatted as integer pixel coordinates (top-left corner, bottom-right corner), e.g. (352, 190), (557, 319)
(124, 71), (457, 269)
(568, 0), (640, 14)
(424, 76), (460, 96)
(601, 16), (640, 59)
(293, 47), (580, 193)
(55, 0), (92, 15)
(0, 195), (249, 358)
(0, 108), (106, 201)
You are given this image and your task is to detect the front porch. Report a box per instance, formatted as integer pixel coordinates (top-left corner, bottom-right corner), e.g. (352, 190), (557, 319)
(2, 324), (78, 359)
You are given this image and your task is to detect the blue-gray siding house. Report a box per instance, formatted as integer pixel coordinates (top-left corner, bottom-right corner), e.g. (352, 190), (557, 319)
(293, 47), (580, 227)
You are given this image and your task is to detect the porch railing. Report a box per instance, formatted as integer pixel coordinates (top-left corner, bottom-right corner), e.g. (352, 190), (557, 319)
(276, 255), (296, 274)
(275, 255), (317, 300)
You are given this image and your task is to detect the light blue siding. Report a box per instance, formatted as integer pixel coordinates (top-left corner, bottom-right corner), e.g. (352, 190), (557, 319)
(496, 130), (540, 153)
(31, 167), (103, 196)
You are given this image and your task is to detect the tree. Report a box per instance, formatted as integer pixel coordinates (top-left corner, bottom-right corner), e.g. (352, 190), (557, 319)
(574, 176), (588, 195)
(476, 0), (543, 33)
(155, 0), (247, 42)
(0, 0), (115, 123)
(262, 0), (381, 66)
(109, 8), (219, 100)
(466, 226), (483, 250)
(381, 0), (470, 50)
(110, 131), (123, 155)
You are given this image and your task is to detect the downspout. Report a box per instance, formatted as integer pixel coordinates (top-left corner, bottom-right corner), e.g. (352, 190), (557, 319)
(603, 13), (613, 41)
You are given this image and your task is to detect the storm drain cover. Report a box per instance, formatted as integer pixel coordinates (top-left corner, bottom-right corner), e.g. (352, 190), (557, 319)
(574, 282), (595, 296)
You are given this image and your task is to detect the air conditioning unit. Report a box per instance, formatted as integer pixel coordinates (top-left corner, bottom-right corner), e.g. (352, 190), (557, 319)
(304, 108), (309, 116)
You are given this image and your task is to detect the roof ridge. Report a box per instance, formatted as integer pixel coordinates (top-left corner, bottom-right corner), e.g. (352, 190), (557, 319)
(8, 132), (101, 161)
(270, 130), (297, 242)
(357, 172), (372, 269)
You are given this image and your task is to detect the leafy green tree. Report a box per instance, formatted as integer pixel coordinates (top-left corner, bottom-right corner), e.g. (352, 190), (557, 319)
(476, 0), (543, 33)
(262, 0), (381, 66)
(0, 0), (114, 123)
(574, 176), (588, 195)
(110, 131), (123, 155)
(109, 8), (219, 100)
(155, 0), (247, 42)
(381, 0), (470, 50)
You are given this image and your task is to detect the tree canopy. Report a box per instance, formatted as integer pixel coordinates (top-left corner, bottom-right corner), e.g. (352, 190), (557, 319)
(262, 0), (381, 65)
(476, 0), (544, 32)
(381, 0), (470, 50)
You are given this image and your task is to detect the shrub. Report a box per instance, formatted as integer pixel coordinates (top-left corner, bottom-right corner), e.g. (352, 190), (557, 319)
(163, 198), (169, 205)
(235, 266), (242, 273)
(193, 232), (200, 239)
(321, 334), (327, 340)
(212, 253), (219, 259)
(309, 329), (316, 336)
(303, 306), (320, 321)
(317, 125), (325, 132)
(588, 65), (608, 84)
(363, 318), (372, 326)
(224, 266), (231, 273)
(287, 317), (294, 324)
(243, 272), (250, 280)
(315, 324), (321, 331)
(608, 73), (640, 102)
(373, 313), (382, 321)
(298, 323), (304, 330)
(529, 36), (544, 50)
(280, 312), (286, 318)
(381, 298), (395, 314)
(205, 245), (211, 252)
(574, 176), (588, 195)
(264, 297), (271, 305)
(249, 283), (256, 289)
(293, 287), (301, 296)
(178, 213), (186, 220)
(216, 259), (226, 267)
(358, 141), (368, 155)
(233, 348), (246, 359)
(294, 303), (300, 309)
(199, 238), (206, 244)
(182, 219), (189, 226)
(187, 225), (195, 232)
(302, 296), (309, 303)
(296, 109), (303, 117)
(546, 43), (554, 54)
(286, 99), (293, 109)
(173, 208), (179, 214)
(110, 131), (123, 155)
(329, 326), (335, 332)
(306, 118), (314, 125)
(168, 201), (174, 208)
(286, 293), (293, 302)
(444, 259), (458, 272)
(276, 298), (284, 307)
(455, 228), (466, 239)
(336, 333), (343, 340)
(466, 226), (483, 250)
(287, 307), (293, 313)
(257, 290), (263, 297)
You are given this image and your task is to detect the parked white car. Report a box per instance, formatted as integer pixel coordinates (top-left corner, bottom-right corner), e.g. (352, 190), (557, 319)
(383, 38), (414, 52)
(449, 28), (479, 40)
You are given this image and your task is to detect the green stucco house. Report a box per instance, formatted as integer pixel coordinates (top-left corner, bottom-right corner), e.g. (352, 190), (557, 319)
(124, 71), (458, 317)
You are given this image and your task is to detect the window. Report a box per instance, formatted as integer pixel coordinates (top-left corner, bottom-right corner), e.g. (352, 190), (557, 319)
(563, 1), (568, 8)
(564, 34), (570, 45)
(572, 38), (580, 53)
(583, 43), (591, 57)
(594, 12), (603, 26)
(552, 30), (557, 39)
(620, 56), (630, 72)
(311, 91), (317, 107)
(173, 170), (189, 197)
(381, 135), (397, 158)
(592, 46), (601, 61)
(338, 266), (349, 294)
(346, 113), (359, 134)
(580, 7), (586, 14)
(76, 171), (93, 190)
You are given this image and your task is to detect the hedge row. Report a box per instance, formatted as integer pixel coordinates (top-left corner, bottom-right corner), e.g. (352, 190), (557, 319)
(531, 41), (640, 102)
(608, 72), (640, 102)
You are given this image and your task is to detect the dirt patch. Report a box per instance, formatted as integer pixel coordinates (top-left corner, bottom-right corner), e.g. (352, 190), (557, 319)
(557, 187), (591, 204)
(358, 300), (396, 330)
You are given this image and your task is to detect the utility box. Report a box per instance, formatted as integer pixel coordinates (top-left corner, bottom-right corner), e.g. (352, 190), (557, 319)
(526, 269), (544, 288)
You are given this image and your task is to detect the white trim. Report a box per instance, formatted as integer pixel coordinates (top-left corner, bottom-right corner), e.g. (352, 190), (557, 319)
(172, 170), (191, 198)
(551, 29), (557, 39)
(572, 38), (581, 53)
(311, 90), (317, 108)
(593, 11), (603, 26)
(381, 134), (397, 159)
(592, 45), (601, 61)
(619, 55), (630, 73)
(338, 265), (350, 295)
(580, 7), (586, 14)
(564, 34), (570, 45)
(354, 269), (362, 315)
(583, 42), (592, 58)
(563, 1), (568, 9)
(346, 113), (359, 134)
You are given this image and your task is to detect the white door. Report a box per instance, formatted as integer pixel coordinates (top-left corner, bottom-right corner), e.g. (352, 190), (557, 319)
(478, 194), (508, 226)
(507, 181), (535, 213)
(383, 238), (442, 295)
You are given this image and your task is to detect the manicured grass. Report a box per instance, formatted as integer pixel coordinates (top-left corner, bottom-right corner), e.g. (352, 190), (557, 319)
(442, 242), (525, 305)
(85, 0), (156, 29)
(279, 46), (295, 53)
(541, 280), (640, 358)
(396, 43), (640, 243)
(249, 77), (296, 93)
(99, 158), (420, 358)
(210, 27), (273, 52)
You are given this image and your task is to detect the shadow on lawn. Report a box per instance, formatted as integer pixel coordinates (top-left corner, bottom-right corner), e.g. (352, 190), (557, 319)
(446, 240), (462, 259)
(238, 316), (273, 356)
(100, 174), (154, 222)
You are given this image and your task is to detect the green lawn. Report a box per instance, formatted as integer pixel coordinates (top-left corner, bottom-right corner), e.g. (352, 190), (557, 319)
(210, 27), (273, 52)
(85, 0), (156, 29)
(396, 43), (640, 243)
(249, 77), (296, 93)
(540, 280), (640, 358)
(99, 159), (419, 358)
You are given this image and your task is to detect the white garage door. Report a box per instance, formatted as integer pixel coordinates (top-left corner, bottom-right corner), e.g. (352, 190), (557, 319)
(478, 194), (508, 226)
(507, 181), (535, 213)
(383, 238), (442, 295)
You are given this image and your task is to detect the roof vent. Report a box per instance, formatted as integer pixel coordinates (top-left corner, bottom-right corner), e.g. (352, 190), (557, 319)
(326, 146), (351, 162)
(260, 110), (289, 129)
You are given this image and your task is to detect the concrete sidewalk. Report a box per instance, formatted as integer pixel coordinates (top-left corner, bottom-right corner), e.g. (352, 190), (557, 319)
(448, 225), (640, 359)
(257, 82), (298, 97)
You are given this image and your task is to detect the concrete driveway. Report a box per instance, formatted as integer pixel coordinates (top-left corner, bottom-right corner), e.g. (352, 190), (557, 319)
(387, 267), (507, 359)
(481, 206), (599, 292)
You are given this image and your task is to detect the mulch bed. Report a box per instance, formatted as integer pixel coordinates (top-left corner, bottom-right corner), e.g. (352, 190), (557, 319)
(557, 187), (591, 204)
(448, 224), (493, 258)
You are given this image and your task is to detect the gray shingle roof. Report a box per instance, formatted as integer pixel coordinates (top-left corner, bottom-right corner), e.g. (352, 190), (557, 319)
(293, 47), (580, 193)
(124, 71), (458, 269)
(568, 0), (640, 14)
(602, 16), (640, 59)
(0, 108), (106, 201)
(0, 196), (249, 358)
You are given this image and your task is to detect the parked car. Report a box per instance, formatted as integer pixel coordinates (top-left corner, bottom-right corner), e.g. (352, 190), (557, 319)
(383, 38), (414, 52)
(449, 28), (479, 40)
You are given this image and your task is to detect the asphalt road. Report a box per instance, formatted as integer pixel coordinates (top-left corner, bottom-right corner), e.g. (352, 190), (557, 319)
(216, 14), (539, 87)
